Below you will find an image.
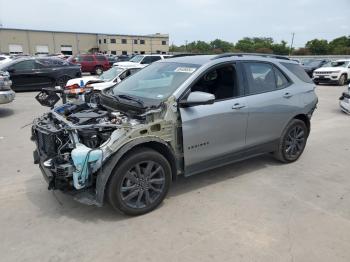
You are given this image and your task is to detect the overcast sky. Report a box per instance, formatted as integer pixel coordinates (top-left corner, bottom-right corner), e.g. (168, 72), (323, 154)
(0, 0), (349, 47)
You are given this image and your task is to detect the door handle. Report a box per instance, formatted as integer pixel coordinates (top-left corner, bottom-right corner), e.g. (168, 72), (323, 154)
(283, 92), (293, 98)
(232, 103), (246, 110)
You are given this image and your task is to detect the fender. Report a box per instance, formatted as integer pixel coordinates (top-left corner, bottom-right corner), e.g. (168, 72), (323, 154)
(95, 136), (177, 206)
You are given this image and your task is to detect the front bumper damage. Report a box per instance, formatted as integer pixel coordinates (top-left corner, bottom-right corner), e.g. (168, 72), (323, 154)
(31, 103), (132, 206)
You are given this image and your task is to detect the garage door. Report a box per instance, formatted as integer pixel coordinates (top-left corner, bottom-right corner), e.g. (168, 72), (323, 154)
(36, 45), (49, 55)
(61, 45), (73, 55)
(9, 44), (23, 54)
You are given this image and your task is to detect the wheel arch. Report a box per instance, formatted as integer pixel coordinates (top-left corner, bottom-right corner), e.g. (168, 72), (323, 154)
(293, 114), (310, 134)
(95, 137), (178, 206)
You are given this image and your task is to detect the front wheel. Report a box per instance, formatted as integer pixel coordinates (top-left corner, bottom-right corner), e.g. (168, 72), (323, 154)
(107, 148), (171, 216)
(338, 74), (346, 86)
(274, 119), (308, 163)
(85, 90), (100, 104)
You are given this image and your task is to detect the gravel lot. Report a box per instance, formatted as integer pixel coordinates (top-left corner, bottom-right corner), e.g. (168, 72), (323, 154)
(1, 85), (350, 262)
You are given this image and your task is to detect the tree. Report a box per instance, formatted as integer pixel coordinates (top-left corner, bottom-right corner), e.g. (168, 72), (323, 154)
(329, 36), (350, 54)
(271, 40), (289, 55)
(305, 39), (329, 55)
(210, 39), (234, 53)
(235, 38), (255, 52)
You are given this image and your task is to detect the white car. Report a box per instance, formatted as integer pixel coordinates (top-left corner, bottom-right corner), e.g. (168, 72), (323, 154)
(66, 65), (143, 91)
(313, 59), (350, 86)
(113, 54), (171, 68)
(0, 71), (15, 104)
(0, 55), (12, 65)
(65, 65), (143, 103)
(339, 84), (350, 114)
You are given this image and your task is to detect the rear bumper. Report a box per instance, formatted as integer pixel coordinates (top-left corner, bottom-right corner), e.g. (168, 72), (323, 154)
(0, 90), (15, 104)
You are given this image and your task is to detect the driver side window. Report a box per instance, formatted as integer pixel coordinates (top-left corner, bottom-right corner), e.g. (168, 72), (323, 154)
(12, 60), (36, 71)
(190, 64), (239, 101)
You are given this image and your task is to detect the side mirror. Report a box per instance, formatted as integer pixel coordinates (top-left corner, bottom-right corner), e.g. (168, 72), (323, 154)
(179, 91), (215, 107)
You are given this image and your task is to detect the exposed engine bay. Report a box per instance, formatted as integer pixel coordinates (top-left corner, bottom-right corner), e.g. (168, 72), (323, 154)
(31, 101), (140, 192)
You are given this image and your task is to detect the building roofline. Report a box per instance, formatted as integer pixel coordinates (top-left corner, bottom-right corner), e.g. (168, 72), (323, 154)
(0, 27), (169, 38)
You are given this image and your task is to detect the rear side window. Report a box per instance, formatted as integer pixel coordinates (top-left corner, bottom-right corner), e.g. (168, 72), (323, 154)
(243, 62), (276, 95)
(274, 67), (290, 89)
(82, 55), (94, 62)
(96, 55), (107, 61)
(281, 62), (313, 83)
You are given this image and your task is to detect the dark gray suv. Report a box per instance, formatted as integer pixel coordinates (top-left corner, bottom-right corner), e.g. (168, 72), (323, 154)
(31, 54), (318, 215)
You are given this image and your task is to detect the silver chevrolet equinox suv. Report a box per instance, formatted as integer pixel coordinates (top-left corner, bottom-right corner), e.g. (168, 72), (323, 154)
(31, 53), (318, 215)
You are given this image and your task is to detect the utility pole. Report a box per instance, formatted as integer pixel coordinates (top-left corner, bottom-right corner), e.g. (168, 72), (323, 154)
(289, 32), (295, 57)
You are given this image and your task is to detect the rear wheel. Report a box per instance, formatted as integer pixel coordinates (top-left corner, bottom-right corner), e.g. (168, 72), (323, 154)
(107, 148), (171, 216)
(94, 66), (103, 75)
(338, 74), (347, 86)
(55, 75), (71, 88)
(274, 119), (308, 163)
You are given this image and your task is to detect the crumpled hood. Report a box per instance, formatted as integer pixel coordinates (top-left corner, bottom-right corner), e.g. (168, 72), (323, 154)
(66, 76), (99, 86)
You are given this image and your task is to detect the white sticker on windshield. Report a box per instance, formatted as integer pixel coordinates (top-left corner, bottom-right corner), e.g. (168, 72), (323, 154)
(175, 67), (196, 73)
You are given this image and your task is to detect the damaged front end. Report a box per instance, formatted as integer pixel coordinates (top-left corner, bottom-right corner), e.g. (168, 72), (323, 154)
(31, 102), (138, 200)
(31, 97), (179, 206)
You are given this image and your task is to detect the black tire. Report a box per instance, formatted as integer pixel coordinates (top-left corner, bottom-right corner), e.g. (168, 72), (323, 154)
(107, 148), (172, 216)
(94, 66), (103, 75)
(85, 90), (100, 104)
(314, 81), (319, 85)
(338, 74), (346, 86)
(274, 119), (308, 163)
(55, 75), (71, 88)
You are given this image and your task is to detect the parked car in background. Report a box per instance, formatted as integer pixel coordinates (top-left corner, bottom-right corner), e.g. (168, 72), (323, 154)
(313, 60), (350, 86)
(65, 65), (143, 102)
(107, 56), (118, 66)
(302, 59), (329, 77)
(115, 55), (130, 62)
(32, 54), (317, 215)
(68, 54), (110, 75)
(339, 84), (350, 114)
(0, 55), (13, 65)
(113, 54), (170, 68)
(0, 57), (81, 91)
(0, 71), (15, 104)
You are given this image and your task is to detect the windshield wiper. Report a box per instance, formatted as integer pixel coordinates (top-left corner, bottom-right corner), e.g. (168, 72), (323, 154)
(115, 94), (145, 107)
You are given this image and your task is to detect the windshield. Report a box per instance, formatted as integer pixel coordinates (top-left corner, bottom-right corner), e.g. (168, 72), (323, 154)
(129, 55), (144, 63)
(323, 61), (349, 68)
(111, 62), (200, 101)
(99, 67), (124, 81)
(303, 60), (323, 67)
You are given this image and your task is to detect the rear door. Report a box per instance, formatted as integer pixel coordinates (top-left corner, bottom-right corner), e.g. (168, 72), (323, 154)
(180, 63), (248, 175)
(242, 61), (298, 148)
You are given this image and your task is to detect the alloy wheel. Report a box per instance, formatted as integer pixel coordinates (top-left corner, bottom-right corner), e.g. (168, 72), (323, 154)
(284, 125), (306, 159)
(120, 161), (166, 209)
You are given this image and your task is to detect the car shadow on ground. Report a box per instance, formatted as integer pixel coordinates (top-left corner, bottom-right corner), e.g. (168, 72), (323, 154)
(0, 108), (14, 118)
(25, 154), (283, 222)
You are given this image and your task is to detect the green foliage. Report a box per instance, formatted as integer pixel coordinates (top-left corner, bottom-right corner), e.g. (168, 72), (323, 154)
(170, 35), (350, 55)
(305, 39), (329, 55)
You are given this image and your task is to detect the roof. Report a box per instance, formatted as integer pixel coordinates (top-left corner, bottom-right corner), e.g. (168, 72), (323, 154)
(163, 53), (295, 66)
(0, 27), (169, 39)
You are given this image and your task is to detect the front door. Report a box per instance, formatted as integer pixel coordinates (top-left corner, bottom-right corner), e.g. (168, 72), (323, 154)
(180, 64), (248, 175)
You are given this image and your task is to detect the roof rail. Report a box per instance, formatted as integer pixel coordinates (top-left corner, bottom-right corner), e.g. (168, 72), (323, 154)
(170, 53), (207, 58)
(211, 53), (290, 61)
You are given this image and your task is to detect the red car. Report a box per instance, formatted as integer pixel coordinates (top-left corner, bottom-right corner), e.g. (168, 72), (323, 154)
(68, 54), (110, 75)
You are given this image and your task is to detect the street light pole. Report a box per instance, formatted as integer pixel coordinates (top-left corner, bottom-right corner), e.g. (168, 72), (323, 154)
(289, 32), (295, 57)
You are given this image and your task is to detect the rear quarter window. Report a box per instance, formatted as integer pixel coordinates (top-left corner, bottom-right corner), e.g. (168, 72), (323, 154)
(96, 55), (107, 61)
(281, 62), (313, 83)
